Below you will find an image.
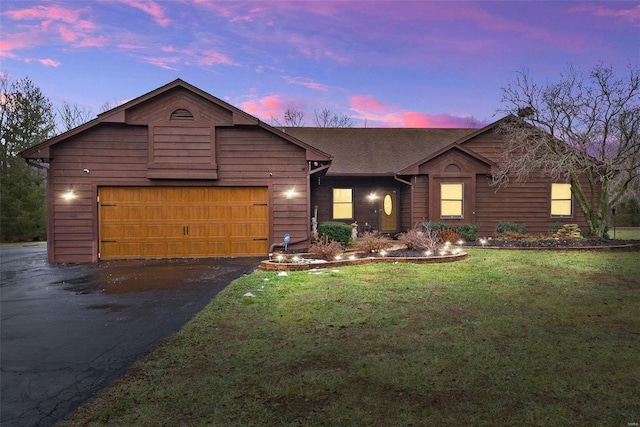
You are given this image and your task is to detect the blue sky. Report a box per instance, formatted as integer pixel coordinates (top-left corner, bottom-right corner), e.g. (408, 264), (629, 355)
(1, 1), (638, 127)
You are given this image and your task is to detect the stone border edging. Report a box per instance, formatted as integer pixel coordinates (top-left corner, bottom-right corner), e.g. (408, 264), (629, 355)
(258, 252), (469, 271)
(474, 243), (639, 251)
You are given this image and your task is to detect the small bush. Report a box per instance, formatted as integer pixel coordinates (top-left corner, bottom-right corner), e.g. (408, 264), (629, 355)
(496, 221), (527, 235)
(420, 221), (449, 232)
(548, 222), (564, 235)
(455, 224), (479, 241)
(421, 221), (478, 242)
(355, 231), (393, 253)
(397, 228), (440, 251)
(438, 228), (461, 243)
(309, 237), (344, 261)
(318, 221), (352, 245)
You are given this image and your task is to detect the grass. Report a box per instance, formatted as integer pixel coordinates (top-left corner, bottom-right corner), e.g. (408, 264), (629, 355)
(611, 227), (640, 240)
(62, 249), (640, 426)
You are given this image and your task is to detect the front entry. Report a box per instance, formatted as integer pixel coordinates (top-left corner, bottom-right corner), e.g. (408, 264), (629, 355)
(379, 190), (399, 234)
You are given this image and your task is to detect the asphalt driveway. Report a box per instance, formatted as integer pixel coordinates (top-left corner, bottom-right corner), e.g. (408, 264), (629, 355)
(0, 245), (261, 427)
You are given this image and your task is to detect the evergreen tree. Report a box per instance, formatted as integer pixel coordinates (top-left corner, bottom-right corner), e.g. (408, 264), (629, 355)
(1, 75), (55, 241)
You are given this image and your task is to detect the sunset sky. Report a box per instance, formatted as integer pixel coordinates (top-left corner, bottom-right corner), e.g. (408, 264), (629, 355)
(1, 1), (638, 128)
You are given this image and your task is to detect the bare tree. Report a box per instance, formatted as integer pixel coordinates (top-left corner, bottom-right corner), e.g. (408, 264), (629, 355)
(313, 108), (354, 127)
(99, 101), (117, 113)
(495, 64), (640, 238)
(58, 102), (94, 132)
(271, 107), (305, 127)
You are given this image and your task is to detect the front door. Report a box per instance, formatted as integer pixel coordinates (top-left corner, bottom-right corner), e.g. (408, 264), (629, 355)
(379, 190), (398, 233)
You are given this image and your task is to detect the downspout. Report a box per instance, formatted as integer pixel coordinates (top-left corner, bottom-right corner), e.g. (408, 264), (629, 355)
(269, 236), (310, 257)
(394, 174), (414, 229)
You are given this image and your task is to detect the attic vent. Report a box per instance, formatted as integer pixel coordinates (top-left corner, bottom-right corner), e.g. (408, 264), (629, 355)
(170, 108), (194, 120)
(445, 164), (461, 173)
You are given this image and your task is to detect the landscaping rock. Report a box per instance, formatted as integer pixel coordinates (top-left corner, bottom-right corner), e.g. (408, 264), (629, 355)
(553, 224), (583, 239)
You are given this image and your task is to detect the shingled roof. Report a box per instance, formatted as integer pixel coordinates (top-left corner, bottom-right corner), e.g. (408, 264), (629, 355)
(281, 127), (477, 175)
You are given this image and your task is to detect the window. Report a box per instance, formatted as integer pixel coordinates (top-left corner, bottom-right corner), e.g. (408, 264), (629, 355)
(551, 183), (572, 217)
(441, 183), (463, 218)
(333, 188), (353, 219)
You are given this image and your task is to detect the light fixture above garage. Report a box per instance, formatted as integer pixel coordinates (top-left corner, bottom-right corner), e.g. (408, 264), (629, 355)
(62, 185), (76, 201)
(285, 188), (296, 199)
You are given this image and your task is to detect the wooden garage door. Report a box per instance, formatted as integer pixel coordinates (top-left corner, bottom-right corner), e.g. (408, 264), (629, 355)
(99, 187), (268, 259)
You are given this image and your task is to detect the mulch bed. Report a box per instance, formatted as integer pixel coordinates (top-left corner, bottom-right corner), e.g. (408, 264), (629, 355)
(466, 237), (640, 249)
(384, 238), (639, 256)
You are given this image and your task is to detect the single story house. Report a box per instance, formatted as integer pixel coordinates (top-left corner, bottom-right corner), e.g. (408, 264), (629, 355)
(21, 79), (591, 263)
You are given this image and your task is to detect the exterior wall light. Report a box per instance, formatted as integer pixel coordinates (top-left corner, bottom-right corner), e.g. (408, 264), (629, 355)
(285, 188), (296, 199)
(62, 185), (76, 201)
(367, 192), (378, 201)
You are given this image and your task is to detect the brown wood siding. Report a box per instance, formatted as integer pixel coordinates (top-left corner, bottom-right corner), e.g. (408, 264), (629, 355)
(50, 124), (148, 262)
(475, 176), (590, 236)
(310, 176), (400, 234)
(126, 87), (233, 125)
(217, 127), (310, 249)
(459, 130), (504, 164)
(399, 184), (412, 230)
(152, 126), (212, 163)
(412, 175), (429, 225)
(48, 122), (312, 262)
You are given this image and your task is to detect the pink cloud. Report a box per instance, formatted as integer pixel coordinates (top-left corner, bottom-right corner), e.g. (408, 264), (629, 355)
(37, 58), (61, 67)
(571, 4), (640, 26)
(401, 112), (473, 128)
(240, 94), (307, 123)
(1, 4), (106, 53)
(350, 95), (390, 114)
(196, 50), (236, 66)
(148, 46), (236, 69)
(241, 95), (287, 117)
(284, 76), (332, 93)
(349, 94), (474, 128)
(118, 0), (171, 26)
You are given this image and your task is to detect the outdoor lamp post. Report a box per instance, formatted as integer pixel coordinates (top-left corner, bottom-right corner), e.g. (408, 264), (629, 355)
(611, 205), (617, 239)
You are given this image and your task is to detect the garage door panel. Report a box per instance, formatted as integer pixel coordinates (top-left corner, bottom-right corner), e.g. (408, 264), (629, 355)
(99, 187), (268, 259)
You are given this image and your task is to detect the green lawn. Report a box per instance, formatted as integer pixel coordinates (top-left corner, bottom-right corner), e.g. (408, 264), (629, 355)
(63, 249), (640, 427)
(611, 227), (640, 240)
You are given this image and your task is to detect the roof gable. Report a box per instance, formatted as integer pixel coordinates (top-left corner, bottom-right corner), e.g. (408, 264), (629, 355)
(21, 79), (331, 162)
(398, 142), (495, 175)
(282, 127), (475, 175)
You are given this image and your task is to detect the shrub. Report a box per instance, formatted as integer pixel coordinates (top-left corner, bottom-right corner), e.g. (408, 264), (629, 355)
(420, 221), (449, 232)
(548, 222), (564, 235)
(438, 228), (461, 243)
(420, 221), (478, 242)
(309, 237), (344, 261)
(397, 228), (439, 251)
(455, 224), (479, 242)
(496, 221), (527, 235)
(355, 231), (393, 253)
(318, 221), (352, 245)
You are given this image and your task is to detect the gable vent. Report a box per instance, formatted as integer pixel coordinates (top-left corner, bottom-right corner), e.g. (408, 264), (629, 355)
(170, 108), (194, 120)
